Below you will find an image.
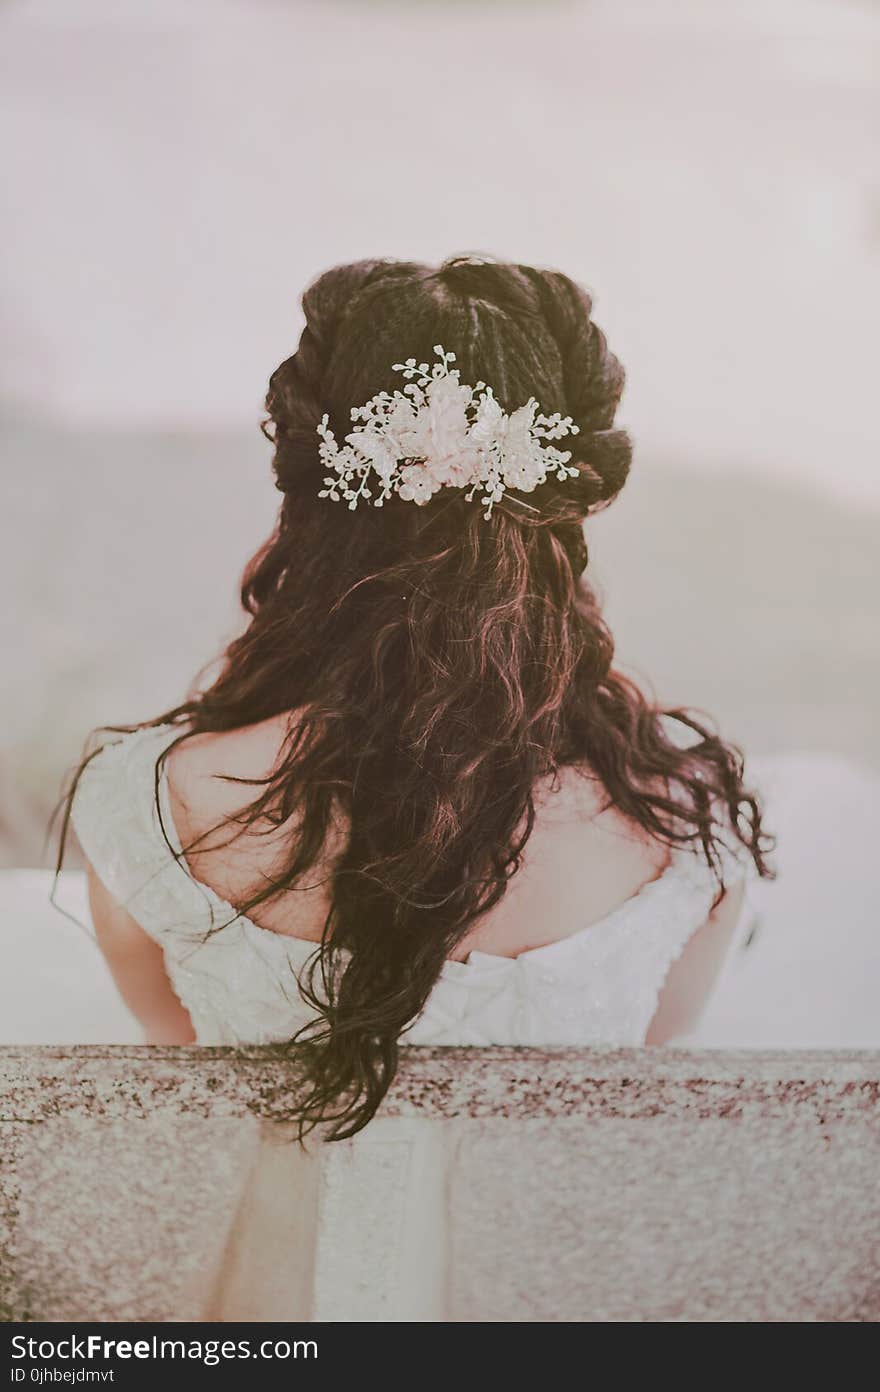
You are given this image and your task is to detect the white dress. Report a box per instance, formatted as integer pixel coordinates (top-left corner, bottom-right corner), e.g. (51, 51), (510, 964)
(69, 722), (749, 1049)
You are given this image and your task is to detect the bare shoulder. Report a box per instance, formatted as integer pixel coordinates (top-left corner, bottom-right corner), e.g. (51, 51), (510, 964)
(162, 713), (334, 937)
(532, 763), (669, 879)
(166, 713), (294, 831)
(458, 763), (671, 958)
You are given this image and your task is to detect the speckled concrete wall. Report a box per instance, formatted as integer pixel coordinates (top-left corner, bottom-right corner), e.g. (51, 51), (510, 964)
(1, 1046), (878, 1322)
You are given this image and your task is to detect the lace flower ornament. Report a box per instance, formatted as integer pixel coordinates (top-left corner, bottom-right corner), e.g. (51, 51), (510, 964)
(317, 346), (579, 519)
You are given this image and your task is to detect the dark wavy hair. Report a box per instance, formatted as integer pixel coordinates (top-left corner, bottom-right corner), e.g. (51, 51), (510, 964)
(62, 256), (772, 1138)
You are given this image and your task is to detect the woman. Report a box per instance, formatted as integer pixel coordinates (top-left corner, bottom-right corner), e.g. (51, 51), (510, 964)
(65, 255), (771, 1141)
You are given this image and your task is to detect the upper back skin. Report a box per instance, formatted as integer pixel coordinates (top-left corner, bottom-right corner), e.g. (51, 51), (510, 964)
(165, 713), (673, 960)
(159, 713), (742, 1041)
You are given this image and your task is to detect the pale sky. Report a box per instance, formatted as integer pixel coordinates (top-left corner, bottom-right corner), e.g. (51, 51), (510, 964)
(3, 0), (879, 502)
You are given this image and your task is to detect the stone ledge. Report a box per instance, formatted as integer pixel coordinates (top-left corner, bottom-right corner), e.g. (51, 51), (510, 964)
(1, 1044), (878, 1124)
(3, 1046), (879, 1323)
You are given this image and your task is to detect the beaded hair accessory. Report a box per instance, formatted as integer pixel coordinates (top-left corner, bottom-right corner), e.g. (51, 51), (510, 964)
(317, 346), (579, 520)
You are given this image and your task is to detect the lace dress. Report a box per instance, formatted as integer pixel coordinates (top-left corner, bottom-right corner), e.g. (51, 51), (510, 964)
(70, 722), (748, 1049)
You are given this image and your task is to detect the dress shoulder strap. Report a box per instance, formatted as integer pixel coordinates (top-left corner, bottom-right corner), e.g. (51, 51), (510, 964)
(69, 724), (202, 942)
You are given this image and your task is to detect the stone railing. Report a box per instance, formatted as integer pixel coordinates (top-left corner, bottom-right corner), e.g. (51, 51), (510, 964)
(1, 1045), (878, 1322)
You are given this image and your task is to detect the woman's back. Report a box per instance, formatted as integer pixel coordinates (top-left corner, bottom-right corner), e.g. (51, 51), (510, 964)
(73, 718), (747, 1051)
(166, 712), (675, 955)
(66, 255), (770, 1136)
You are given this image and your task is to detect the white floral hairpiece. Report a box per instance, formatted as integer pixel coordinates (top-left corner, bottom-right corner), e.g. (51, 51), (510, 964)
(317, 345), (579, 520)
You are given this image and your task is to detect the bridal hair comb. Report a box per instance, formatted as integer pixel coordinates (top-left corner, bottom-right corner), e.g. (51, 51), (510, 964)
(317, 345), (579, 520)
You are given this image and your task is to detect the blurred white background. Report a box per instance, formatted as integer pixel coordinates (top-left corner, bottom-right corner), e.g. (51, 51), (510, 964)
(2, 0), (879, 864)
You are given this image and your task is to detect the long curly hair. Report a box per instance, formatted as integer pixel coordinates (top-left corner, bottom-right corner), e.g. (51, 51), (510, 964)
(62, 256), (772, 1138)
